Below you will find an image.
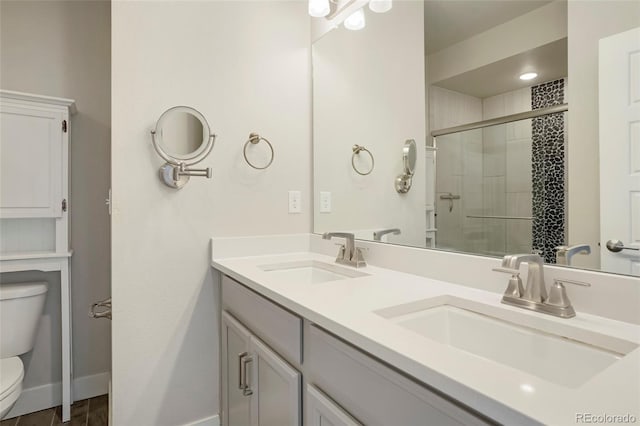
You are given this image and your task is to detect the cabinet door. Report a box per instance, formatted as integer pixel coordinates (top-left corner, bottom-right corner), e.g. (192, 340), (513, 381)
(250, 337), (301, 426)
(307, 385), (362, 426)
(0, 104), (63, 218)
(222, 312), (253, 426)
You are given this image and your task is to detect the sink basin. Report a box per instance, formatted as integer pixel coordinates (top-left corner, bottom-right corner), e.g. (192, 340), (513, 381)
(375, 296), (638, 388)
(259, 260), (369, 284)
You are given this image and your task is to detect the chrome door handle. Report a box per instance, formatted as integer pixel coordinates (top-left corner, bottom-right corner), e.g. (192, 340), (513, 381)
(239, 352), (253, 396)
(606, 240), (640, 253)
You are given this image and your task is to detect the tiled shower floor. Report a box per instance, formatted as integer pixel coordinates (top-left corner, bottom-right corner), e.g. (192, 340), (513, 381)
(0, 394), (107, 426)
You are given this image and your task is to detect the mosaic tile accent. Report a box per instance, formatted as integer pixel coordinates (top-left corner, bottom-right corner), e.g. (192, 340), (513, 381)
(531, 79), (566, 263)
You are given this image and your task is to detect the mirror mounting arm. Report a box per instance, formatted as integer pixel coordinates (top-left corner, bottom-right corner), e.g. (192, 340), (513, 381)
(172, 162), (212, 180)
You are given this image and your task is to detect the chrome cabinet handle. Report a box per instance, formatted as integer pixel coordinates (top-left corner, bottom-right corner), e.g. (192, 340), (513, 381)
(238, 352), (247, 390)
(606, 240), (640, 253)
(238, 352), (253, 396)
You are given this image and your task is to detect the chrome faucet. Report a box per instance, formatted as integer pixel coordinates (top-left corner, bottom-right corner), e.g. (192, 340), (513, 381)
(322, 232), (366, 268)
(493, 253), (590, 318)
(373, 228), (401, 241)
(555, 244), (591, 266)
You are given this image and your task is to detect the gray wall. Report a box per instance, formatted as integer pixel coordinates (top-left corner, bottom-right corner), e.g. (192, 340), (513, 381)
(0, 0), (111, 397)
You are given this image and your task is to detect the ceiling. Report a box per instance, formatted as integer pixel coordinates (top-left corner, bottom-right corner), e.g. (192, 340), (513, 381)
(434, 38), (567, 98)
(424, 0), (554, 54)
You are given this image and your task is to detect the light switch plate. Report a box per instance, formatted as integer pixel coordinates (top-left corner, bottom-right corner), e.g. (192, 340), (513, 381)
(288, 190), (301, 213)
(320, 191), (331, 213)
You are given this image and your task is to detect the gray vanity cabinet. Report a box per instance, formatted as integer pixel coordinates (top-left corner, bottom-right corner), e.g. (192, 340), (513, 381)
(221, 275), (494, 426)
(221, 311), (252, 426)
(306, 325), (493, 426)
(221, 311), (301, 426)
(306, 384), (362, 426)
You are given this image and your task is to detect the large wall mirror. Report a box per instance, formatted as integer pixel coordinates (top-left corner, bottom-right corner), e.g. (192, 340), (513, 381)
(312, 0), (640, 276)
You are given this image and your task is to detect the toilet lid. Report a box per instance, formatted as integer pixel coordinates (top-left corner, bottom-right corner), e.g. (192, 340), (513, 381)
(0, 357), (23, 401)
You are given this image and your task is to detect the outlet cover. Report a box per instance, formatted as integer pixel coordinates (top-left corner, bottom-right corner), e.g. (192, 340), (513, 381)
(288, 190), (301, 213)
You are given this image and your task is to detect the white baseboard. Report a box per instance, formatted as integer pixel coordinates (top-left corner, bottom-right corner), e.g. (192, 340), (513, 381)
(183, 414), (220, 426)
(5, 371), (111, 419)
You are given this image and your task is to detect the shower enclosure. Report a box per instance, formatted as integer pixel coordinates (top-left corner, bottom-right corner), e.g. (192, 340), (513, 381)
(431, 105), (568, 261)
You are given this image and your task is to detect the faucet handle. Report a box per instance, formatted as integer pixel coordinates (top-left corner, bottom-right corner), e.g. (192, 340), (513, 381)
(546, 279), (590, 312)
(351, 247), (367, 267)
(492, 267), (520, 275)
(553, 278), (591, 287)
(493, 267), (524, 298)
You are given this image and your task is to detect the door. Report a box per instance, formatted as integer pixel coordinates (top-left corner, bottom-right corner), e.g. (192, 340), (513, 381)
(306, 384), (362, 426)
(599, 27), (640, 276)
(222, 312), (253, 426)
(0, 104), (63, 218)
(222, 311), (301, 426)
(250, 337), (301, 426)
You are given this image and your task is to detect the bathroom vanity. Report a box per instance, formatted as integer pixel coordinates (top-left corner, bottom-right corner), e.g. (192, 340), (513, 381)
(212, 235), (640, 426)
(221, 274), (492, 426)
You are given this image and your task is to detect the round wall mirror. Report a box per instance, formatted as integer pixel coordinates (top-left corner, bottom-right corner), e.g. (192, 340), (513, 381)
(402, 139), (417, 176)
(152, 106), (211, 163)
(150, 106), (216, 189)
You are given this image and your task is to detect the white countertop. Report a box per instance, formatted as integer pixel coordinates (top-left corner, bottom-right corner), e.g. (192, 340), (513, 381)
(212, 249), (640, 425)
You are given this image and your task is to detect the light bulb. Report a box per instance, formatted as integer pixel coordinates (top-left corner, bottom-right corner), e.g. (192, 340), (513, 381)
(519, 72), (538, 81)
(369, 0), (392, 13)
(344, 8), (366, 31)
(309, 0), (330, 18)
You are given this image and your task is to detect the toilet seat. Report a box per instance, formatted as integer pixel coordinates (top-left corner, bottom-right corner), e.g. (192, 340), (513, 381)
(0, 357), (24, 418)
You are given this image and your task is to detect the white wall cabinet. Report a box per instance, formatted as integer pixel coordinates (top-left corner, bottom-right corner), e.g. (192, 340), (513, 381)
(0, 96), (70, 219)
(221, 311), (301, 426)
(0, 90), (76, 421)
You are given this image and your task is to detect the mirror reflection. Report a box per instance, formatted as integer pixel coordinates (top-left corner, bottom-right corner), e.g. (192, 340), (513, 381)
(312, 0), (640, 276)
(158, 110), (206, 158)
(403, 139), (417, 175)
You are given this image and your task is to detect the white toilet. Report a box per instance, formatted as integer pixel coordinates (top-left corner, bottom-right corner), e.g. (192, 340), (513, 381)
(0, 281), (49, 419)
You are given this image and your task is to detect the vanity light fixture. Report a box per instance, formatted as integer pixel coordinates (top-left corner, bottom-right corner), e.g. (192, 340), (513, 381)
(344, 8), (366, 30)
(369, 0), (392, 13)
(309, 0), (330, 18)
(519, 72), (538, 81)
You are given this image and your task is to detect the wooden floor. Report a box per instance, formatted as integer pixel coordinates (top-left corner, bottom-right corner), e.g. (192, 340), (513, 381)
(0, 395), (108, 426)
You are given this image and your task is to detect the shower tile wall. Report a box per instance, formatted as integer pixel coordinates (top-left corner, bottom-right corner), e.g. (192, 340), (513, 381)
(430, 86), (482, 252)
(531, 78), (567, 263)
(482, 87), (532, 255)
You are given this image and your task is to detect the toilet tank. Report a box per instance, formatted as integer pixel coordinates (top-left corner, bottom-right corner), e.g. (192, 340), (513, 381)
(0, 282), (48, 358)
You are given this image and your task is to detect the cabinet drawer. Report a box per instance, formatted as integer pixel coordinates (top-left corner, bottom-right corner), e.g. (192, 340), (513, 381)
(306, 325), (494, 426)
(222, 275), (302, 364)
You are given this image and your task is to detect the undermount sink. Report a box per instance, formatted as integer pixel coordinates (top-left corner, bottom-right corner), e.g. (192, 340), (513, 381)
(375, 296), (638, 388)
(259, 260), (369, 284)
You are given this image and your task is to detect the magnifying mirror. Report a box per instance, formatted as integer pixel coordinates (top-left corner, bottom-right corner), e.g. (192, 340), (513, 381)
(150, 106), (216, 189)
(395, 139), (417, 194)
(402, 139), (417, 176)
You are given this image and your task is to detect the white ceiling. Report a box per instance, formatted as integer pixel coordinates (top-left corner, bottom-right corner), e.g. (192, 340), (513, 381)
(434, 38), (567, 98)
(424, 0), (554, 54)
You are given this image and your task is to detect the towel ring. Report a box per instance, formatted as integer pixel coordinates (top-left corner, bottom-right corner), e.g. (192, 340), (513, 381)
(351, 144), (374, 175)
(244, 132), (274, 170)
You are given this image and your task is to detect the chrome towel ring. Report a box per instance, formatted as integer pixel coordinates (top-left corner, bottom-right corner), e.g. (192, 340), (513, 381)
(244, 132), (274, 170)
(89, 297), (112, 320)
(351, 144), (374, 175)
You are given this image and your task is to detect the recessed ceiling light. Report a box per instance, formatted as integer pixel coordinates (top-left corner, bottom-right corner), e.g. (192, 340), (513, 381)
(519, 72), (538, 81)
